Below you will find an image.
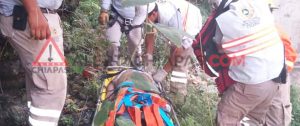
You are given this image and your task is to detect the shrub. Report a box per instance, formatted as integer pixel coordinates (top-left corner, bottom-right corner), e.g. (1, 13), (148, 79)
(291, 85), (300, 126)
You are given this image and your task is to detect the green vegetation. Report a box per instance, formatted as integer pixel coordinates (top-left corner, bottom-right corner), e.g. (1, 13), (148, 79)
(61, 0), (300, 126)
(291, 85), (300, 126)
(178, 87), (218, 126)
(82, 79), (100, 101)
(63, 0), (107, 74)
(60, 115), (74, 126)
(66, 101), (80, 113)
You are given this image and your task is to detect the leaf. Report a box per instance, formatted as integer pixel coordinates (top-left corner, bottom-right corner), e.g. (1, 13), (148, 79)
(121, 0), (156, 7)
(151, 23), (193, 47)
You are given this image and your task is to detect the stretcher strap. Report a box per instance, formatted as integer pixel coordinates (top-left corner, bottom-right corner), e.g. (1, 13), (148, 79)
(144, 106), (157, 126)
(159, 108), (174, 126)
(105, 111), (116, 126)
(105, 85), (174, 126)
(153, 104), (165, 126)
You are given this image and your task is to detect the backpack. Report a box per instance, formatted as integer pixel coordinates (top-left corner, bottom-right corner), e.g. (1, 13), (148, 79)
(192, 0), (236, 93)
(193, 0), (288, 94)
(192, 0), (231, 77)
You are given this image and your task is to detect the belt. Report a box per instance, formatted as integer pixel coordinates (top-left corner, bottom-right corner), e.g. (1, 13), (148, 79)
(117, 16), (133, 26)
(40, 8), (57, 14)
(111, 6), (132, 25)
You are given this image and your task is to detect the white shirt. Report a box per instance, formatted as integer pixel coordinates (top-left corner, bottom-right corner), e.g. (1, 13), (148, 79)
(157, 1), (200, 48)
(169, 0), (202, 37)
(101, 0), (147, 25)
(215, 0), (284, 84)
(156, 1), (182, 29)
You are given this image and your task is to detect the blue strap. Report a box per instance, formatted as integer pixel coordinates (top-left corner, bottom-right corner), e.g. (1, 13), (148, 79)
(117, 93), (136, 111)
(127, 87), (134, 93)
(123, 94), (135, 107)
(118, 89), (154, 111)
(116, 99), (125, 111)
(136, 93), (152, 106)
(115, 85), (174, 126)
(159, 108), (174, 126)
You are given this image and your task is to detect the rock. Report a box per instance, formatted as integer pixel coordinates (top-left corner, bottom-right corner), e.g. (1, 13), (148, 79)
(79, 92), (88, 100)
(70, 108), (94, 126)
(0, 95), (28, 126)
(58, 0), (80, 19)
(0, 77), (26, 90)
(0, 60), (24, 79)
(0, 59), (25, 90)
(71, 84), (82, 95)
(87, 101), (96, 108)
(65, 98), (75, 105)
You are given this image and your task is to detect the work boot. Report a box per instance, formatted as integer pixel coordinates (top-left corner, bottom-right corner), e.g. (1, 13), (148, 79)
(131, 53), (143, 70)
(169, 71), (188, 106)
(143, 53), (155, 74)
(107, 45), (119, 66)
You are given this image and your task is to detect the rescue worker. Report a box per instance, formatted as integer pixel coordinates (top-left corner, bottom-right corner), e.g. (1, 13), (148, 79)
(211, 0), (285, 125)
(0, 0), (67, 125)
(239, 1), (298, 125)
(241, 27), (297, 126)
(170, 0), (202, 38)
(264, 27), (297, 126)
(99, 0), (147, 66)
(144, 0), (202, 73)
(264, 1), (297, 125)
(145, 0), (202, 104)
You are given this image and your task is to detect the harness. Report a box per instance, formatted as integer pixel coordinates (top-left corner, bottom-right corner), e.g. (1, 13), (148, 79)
(105, 81), (174, 126)
(109, 7), (143, 34)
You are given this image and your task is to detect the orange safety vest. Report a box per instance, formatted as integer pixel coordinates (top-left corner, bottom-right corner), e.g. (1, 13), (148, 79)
(277, 26), (298, 72)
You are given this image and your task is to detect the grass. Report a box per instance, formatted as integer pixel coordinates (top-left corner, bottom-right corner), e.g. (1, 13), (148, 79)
(61, 0), (300, 126)
(178, 86), (218, 126)
(60, 115), (74, 126)
(291, 84), (300, 126)
(62, 0), (108, 74)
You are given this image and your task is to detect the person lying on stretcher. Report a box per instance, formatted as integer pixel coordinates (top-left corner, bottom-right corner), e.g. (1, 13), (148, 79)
(93, 69), (176, 126)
